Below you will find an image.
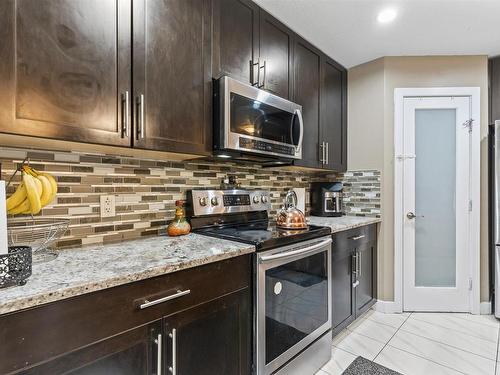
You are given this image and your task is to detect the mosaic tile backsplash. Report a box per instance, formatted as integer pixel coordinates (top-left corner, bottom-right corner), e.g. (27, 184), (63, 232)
(342, 170), (381, 217)
(0, 147), (380, 249)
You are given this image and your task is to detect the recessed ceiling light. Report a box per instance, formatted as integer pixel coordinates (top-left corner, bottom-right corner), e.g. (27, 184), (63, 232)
(377, 8), (397, 24)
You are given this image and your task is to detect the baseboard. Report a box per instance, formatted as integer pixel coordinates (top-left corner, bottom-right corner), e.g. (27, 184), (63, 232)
(480, 301), (492, 315)
(374, 300), (492, 315)
(373, 300), (402, 314)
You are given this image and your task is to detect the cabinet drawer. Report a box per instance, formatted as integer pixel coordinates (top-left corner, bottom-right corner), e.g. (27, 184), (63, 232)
(0, 254), (251, 374)
(332, 224), (377, 249)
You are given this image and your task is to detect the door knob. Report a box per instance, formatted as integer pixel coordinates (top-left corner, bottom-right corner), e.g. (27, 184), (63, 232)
(407, 212), (424, 219)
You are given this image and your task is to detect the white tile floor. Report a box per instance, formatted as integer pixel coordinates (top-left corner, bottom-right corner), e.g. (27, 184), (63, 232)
(317, 309), (500, 375)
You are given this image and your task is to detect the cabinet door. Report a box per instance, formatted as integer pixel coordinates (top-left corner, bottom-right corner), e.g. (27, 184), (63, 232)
(321, 57), (347, 172)
(292, 38), (322, 169)
(20, 321), (161, 375)
(213, 0), (259, 85)
(258, 11), (293, 99)
(331, 241), (356, 336)
(355, 240), (377, 317)
(133, 0), (212, 155)
(163, 288), (251, 375)
(490, 57), (500, 123)
(0, 0), (131, 146)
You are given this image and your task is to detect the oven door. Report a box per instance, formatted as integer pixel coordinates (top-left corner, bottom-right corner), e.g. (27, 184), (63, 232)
(220, 76), (304, 160)
(256, 237), (332, 375)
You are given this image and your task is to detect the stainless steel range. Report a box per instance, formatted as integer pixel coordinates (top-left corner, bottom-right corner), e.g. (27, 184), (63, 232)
(187, 189), (332, 375)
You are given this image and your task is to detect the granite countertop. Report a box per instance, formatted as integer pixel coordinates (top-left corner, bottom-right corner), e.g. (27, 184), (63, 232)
(0, 234), (255, 315)
(307, 215), (381, 233)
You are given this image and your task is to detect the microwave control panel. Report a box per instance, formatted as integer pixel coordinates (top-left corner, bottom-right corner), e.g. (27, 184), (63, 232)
(239, 137), (295, 156)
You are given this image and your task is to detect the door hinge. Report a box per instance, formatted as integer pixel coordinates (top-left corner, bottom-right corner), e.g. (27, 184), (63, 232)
(463, 119), (474, 133)
(469, 200), (473, 212)
(468, 278), (473, 291)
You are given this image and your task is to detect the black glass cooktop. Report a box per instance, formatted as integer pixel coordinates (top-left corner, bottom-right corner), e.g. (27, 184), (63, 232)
(195, 220), (331, 251)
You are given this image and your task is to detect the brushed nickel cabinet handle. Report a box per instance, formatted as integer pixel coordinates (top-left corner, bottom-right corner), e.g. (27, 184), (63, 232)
(155, 333), (162, 375)
(139, 289), (191, 310)
(258, 60), (266, 88)
(251, 59), (260, 86)
(136, 94), (145, 140)
(359, 251), (362, 277)
(350, 235), (365, 241)
(122, 91), (130, 137)
(320, 141), (326, 164)
(168, 329), (177, 375)
(325, 142), (329, 165)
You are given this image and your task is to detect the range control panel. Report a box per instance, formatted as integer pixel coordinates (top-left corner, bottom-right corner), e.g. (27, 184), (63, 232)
(189, 189), (271, 216)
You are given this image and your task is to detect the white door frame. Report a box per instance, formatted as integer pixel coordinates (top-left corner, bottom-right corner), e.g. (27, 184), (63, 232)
(394, 87), (481, 314)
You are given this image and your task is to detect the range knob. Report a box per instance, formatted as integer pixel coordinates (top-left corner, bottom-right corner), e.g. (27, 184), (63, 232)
(261, 196), (268, 204)
(211, 197), (219, 206)
(199, 197), (208, 206)
(253, 196), (260, 204)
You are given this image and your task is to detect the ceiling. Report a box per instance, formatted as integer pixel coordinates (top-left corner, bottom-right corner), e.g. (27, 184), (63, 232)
(253, 0), (500, 68)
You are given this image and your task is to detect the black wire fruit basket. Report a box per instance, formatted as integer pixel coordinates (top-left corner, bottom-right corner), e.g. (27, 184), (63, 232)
(0, 246), (32, 289)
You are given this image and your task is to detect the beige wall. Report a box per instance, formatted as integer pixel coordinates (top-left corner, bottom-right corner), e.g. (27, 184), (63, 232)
(348, 56), (490, 302)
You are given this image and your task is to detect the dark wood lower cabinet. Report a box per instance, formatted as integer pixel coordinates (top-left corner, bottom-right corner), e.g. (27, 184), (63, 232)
(21, 321), (162, 375)
(332, 224), (378, 337)
(331, 238), (356, 335)
(355, 240), (377, 316)
(164, 288), (251, 375)
(1, 255), (251, 375)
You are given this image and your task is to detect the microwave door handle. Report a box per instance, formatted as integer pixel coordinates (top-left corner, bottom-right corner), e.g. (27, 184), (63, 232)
(294, 109), (304, 152)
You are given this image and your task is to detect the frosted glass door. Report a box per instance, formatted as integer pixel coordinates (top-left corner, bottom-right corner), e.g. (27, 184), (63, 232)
(402, 96), (470, 312)
(414, 109), (456, 287)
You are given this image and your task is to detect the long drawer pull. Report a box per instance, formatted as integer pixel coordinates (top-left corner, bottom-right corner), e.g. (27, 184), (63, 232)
(139, 289), (191, 310)
(350, 235), (365, 241)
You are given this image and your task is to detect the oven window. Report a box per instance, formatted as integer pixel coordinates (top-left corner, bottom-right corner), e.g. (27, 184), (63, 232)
(265, 250), (329, 364)
(230, 93), (300, 145)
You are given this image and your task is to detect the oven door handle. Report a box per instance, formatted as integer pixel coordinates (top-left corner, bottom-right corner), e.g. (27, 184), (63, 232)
(294, 108), (304, 153)
(259, 238), (332, 263)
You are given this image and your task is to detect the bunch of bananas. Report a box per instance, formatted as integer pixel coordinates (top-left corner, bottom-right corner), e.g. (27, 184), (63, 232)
(6, 166), (58, 216)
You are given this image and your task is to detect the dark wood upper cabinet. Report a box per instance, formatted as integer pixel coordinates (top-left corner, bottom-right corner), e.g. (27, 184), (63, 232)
(258, 10), (294, 99)
(0, 0), (348, 164)
(490, 56), (500, 123)
(292, 38), (322, 169)
(132, 0), (212, 155)
(322, 57), (347, 172)
(0, 0), (131, 146)
(212, 0), (259, 85)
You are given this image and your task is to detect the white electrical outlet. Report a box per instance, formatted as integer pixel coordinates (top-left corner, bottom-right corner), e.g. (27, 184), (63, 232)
(100, 195), (116, 218)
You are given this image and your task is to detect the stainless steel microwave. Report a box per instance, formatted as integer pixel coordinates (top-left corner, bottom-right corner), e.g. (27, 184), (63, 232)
(214, 76), (303, 161)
